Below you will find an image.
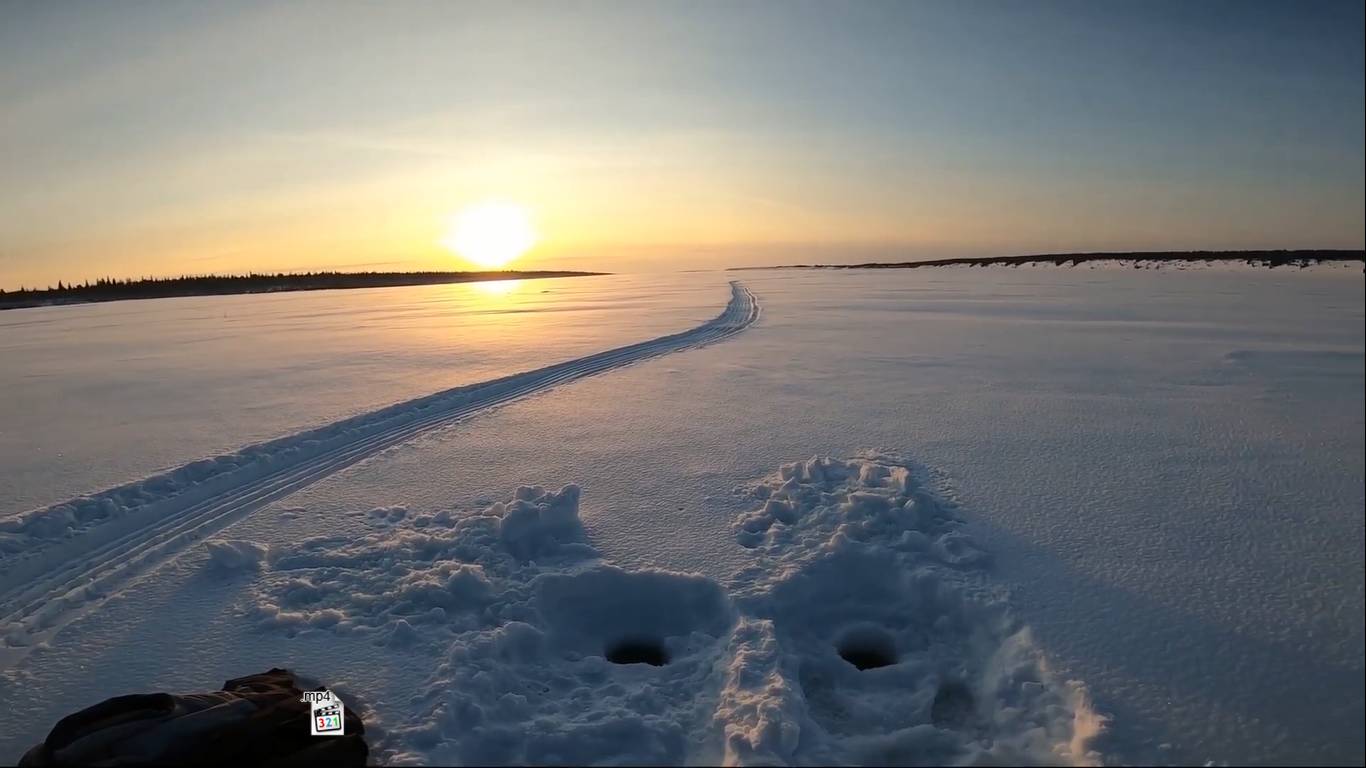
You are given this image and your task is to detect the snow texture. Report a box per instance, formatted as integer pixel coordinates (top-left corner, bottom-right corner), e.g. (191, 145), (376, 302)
(238, 458), (1099, 765)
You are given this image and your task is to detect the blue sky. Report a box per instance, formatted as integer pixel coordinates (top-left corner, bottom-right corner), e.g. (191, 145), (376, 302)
(1, 0), (1361, 287)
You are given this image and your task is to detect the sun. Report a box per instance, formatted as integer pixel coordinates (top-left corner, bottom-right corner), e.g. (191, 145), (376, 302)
(441, 201), (536, 269)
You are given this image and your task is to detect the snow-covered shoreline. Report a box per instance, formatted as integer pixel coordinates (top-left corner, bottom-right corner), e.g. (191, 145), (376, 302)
(734, 251), (1364, 274)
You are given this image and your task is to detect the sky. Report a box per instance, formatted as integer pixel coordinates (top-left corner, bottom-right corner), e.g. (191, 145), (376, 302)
(1, 0), (1362, 289)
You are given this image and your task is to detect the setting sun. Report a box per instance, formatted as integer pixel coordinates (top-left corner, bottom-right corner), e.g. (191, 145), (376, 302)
(441, 202), (536, 269)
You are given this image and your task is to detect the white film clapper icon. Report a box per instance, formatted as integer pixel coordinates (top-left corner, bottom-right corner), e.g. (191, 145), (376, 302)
(304, 690), (345, 736)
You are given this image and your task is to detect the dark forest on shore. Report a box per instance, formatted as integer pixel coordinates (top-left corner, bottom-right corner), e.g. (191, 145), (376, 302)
(0, 270), (605, 310)
(733, 249), (1365, 271)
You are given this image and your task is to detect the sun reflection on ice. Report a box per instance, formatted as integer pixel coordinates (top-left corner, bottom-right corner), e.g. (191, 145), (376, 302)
(472, 279), (521, 297)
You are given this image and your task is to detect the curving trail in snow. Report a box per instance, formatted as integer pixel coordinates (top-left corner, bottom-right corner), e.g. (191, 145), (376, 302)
(0, 281), (760, 663)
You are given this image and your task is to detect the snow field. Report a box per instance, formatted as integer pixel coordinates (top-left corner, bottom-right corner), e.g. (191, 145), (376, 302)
(3, 267), (1354, 763)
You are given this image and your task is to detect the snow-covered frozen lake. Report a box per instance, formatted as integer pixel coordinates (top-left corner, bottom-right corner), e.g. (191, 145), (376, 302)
(0, 274), (728, 517)
(1, 266), (1362, 765)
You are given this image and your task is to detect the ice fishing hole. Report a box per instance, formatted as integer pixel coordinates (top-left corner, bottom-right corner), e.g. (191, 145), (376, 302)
(605, 637), (669, 666)
(836, 626), (898, 671)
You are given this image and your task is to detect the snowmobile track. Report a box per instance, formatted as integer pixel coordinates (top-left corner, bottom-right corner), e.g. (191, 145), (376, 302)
(0, 282), (759, 664)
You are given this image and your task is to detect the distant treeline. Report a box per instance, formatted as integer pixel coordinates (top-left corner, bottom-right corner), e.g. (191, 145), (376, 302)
(0, 270), (606, 310)
(732, 249), (1365, 271)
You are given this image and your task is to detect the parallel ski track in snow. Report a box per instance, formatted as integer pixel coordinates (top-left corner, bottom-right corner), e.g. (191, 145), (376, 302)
(0, 281), (759, 661)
